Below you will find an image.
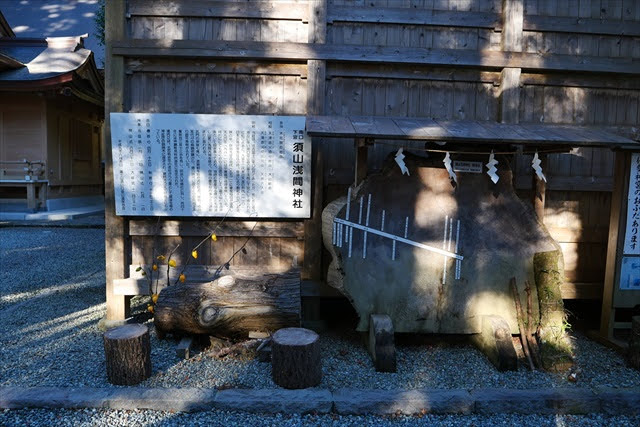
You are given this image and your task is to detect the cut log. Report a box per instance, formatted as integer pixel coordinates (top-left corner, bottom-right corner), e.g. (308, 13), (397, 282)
(271, 327), (321, 389)
(154, 269), (301, 338)
(472, 315), (517, 371)
(368, 314), (396, 372)
(629, 316), (640, 370)
(103, 324), (152, 385)
(534, 250), (574, 371)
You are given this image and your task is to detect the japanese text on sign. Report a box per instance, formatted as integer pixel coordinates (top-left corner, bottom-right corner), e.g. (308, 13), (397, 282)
(623, 153), (640, 255)
(110, 113), (311, 218)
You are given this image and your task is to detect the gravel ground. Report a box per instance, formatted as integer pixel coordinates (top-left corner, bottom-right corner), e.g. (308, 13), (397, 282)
(1, 223), (640, 424)
(1, 408), (640, 427)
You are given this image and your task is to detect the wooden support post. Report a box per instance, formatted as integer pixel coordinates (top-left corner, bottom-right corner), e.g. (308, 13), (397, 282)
(600, 152), (628, 339)
(271, 327), (321, 389)
(26, 183), (37, 212)
(630, 316), (640, 370)
(104, 0), (130, 322)
(533, 154), (547, 222)
(302, 0), (327, 282)
(176, 336), (194, 360)
(368, 314), (397, 373)
(354, 137), (368, 187)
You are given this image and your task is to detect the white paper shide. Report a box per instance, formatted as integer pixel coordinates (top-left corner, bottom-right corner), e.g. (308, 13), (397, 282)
(110, 113), (311, 218)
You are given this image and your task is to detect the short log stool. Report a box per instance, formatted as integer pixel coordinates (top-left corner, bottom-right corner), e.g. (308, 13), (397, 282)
(103, 324), (152, 385)
(271, 327), (321, 389)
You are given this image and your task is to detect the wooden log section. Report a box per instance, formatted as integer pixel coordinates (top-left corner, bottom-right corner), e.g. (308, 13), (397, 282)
(472, 315), (517, 372)
(154, 269), (301, 339)
(630, 316), (640, 371)
(368, 314), (396, 373)
(103, 324), (151, 385)
(271, 327), (321, 389)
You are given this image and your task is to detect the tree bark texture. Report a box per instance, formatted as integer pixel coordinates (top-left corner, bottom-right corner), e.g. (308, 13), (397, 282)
(103, 324), (151, 385)
(533, 250), (573, 371)
(271, 327), (321, 389)
(154, 269), (301, 338)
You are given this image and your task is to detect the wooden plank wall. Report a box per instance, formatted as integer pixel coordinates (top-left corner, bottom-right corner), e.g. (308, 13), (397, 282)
(124, 1), (308, 283)
(106, 0), (640, 319)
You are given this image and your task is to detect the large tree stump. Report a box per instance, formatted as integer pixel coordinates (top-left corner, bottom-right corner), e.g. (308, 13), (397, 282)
(154, 269), (300, 339)
(103, 324), (151, 385)
(271, 327), (321, 389)
(534, 250), (573, 371)
(630, 316), (640, 370)
(368, 314), (396, 372)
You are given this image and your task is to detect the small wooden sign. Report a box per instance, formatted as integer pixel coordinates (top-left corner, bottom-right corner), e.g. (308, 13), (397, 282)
(453, 160), (483, 174)
(110, 113), (311, 218)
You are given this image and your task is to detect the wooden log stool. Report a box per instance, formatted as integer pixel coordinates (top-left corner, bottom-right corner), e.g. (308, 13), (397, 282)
(103, 324), (152, 385)
(630, 316), (640, 370)
(271, 327), (321, 389)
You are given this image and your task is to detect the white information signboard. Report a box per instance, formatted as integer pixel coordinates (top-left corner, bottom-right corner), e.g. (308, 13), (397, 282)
(623, 153), (640, 255)
(110, 113), (311, 218)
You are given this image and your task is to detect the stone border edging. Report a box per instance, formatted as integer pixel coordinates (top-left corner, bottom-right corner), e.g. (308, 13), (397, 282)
(1, 386), (639, 415)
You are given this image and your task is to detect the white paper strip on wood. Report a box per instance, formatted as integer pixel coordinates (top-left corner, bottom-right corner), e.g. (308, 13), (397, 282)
(110, 113), (311, 218)
(623, 153), (640, 255)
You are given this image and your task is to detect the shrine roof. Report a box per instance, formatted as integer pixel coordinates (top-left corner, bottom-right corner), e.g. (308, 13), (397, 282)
(305, 116), (639, 150)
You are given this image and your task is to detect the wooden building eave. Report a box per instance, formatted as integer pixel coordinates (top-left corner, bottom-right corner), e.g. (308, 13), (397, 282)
(306, 116), (640, 151)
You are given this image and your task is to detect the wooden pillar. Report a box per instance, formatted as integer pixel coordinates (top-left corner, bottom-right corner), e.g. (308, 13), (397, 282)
(354, 137), (369, 187)
(104, 0), (130, 321)
(302, 0), (327, 281)
(533, 154), (547, 222)
(600, 152), (629, 339)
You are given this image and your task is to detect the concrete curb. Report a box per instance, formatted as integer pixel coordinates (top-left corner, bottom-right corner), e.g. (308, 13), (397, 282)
(1, 386), (639, 415)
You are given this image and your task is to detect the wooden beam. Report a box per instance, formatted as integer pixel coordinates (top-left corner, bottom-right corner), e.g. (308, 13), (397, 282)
(600, 152), (629, 338)
(327, 6), (499, 29)
(128, 0), (308, 21)
(560, 282), (604, 300)
(328, 63), (501, 84)
(105, 0), (129, 321)
(126, 59), (307, 76)
(524, 15), (640, 37)
(498, 68), (521, 124)
(533, 154), (546, 222)
(128, 220), (304, 237)
(501, 0), (523, 53)
(112, 40), (640, 75)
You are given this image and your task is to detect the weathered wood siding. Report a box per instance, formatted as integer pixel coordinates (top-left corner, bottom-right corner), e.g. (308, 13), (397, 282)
(0, 96), (45, 176)
(105, 0), (640, 319)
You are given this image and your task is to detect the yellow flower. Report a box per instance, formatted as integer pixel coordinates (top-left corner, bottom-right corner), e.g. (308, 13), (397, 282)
(211, 234), (217, 242)
(191, 250), (198, 259)
(157, 255), (166, 261)
(147, 305), (154, 313)
(168, 259), (177, 268)
(179, 273), (186, 283)
(151, 294), (158, 304)
(152, 264), (158, 271)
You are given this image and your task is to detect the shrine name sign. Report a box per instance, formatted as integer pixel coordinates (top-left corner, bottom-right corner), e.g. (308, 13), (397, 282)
(110, 113), (311, 218)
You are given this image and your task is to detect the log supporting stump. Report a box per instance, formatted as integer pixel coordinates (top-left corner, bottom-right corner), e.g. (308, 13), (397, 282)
(271, 327), (321, 389)
(103, 324), (152, 385)
(368, 314), (396, 372)
(472, 315), (517, 371)
(630, 316), (640, 370)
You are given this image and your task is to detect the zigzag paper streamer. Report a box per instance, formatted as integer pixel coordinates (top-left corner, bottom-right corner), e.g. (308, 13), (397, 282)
(532, 152), (547, 182)
(486, 151), (499, 184)
(394, 148), (410, 176)
(443, 152), (457, 183)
